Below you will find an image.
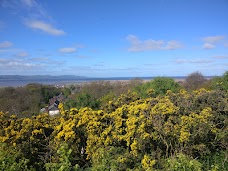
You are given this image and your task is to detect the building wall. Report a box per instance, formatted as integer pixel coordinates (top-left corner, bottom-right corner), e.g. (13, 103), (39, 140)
(49, 110), (60, 116)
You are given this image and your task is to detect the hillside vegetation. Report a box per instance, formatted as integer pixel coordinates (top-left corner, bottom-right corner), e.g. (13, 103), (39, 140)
(0, 72), (227, 170)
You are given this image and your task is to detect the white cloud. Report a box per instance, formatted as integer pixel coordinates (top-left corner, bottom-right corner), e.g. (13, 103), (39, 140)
(203, 43), (215, 49)
(0, 58), (36, 68)
(202, 35), (225, 43)
(176, 59), (213, 64)
(126, 35), (182, 52)
(0, 41), (13, 48)
(126, 35), (163, 51)
(201, 35), (225, 50)
(25, 20), (65, 36)
(59, 47), (77, 53)
(2, 1), (65, 36)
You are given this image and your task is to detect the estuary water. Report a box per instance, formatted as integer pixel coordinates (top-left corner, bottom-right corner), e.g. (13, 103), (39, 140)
(0, 76), (214, 87)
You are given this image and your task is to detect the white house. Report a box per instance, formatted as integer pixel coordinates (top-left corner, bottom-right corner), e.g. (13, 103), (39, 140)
(48, 104), (60, 116)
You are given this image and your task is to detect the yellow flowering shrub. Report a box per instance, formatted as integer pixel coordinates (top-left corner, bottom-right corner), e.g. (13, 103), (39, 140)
(152, 97), (179, 115)
(141, 154), (156, 170)
(0, 81), (227, 170)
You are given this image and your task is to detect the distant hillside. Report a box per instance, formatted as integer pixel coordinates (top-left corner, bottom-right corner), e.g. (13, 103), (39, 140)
(0, 75), (87, 81)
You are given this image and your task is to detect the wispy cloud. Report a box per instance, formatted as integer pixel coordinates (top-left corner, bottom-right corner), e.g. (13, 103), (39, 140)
(32, 57), (50, 61)
(115, 67), (140, 71)
(126, 35), (183, 52)
(59, 47), (77, 53)
(203, 43), (215, 49)
(144, 64), (155, 66)
(165, 40), (183, 50)
(25, 20), (65, 36)
(126, 35), (163, 51)
(202, 35), (225, 49)
(1, 0), (46, 17)
(212, 55), (228, 59)
(175, 59), (213, 64)
(21, 0), (36, 8)
(202, 36), (225, 43)
(93, 64), (104, 67)
(21, 0), (66, 36)
(0, 55), (63, 74)
(0, 41), (13, 48)
(1, 0), (19, 9)
(2, 0), (66, 36)
(76, 55), (89, 58)
(15, 51), (29, 57)
(0, 58), (37, 68)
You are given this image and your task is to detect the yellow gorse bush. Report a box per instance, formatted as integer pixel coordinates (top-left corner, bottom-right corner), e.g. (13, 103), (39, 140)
(0, 87), (227, 170)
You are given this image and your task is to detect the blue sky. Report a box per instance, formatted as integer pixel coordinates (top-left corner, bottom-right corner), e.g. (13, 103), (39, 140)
(0, 0), (227, 77)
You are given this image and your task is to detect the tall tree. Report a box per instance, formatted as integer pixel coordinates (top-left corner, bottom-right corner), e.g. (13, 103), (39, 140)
(184, 71), (207, 91)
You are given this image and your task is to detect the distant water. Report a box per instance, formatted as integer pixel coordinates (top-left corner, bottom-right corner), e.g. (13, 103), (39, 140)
(0, 76), (213, 87)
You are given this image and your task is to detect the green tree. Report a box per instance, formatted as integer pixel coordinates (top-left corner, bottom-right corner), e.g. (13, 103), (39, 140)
(76, 92), (100, 109)
(134, 77), (181, 98)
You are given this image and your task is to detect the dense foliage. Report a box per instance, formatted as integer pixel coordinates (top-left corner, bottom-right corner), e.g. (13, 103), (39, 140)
(134, 77), (181, 98)
(0, 72), (227, 170)
(0, 84), (62, 117)
(64, 80), (143, 110)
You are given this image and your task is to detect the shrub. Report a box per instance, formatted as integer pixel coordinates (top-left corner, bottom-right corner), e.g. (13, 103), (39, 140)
(165, 153), (202, 171)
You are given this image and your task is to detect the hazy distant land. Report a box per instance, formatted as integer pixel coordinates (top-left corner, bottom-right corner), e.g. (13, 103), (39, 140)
(0, 75), (214, 87)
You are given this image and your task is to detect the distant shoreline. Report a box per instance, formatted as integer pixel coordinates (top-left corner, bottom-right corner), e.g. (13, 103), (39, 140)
(0, 76), (213, 87)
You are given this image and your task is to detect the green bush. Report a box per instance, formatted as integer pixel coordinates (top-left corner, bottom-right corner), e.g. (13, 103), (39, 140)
(200, 151), (228, 171)
(45, 143), (81, 171)
(208, 71), (228, 91)
(134, 77), (181, 98)
(0, 143), (34, 171)
(165, 153), (202, 171)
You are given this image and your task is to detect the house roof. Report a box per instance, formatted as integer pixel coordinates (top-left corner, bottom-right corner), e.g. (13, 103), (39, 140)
(48, 104), (59, 111)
